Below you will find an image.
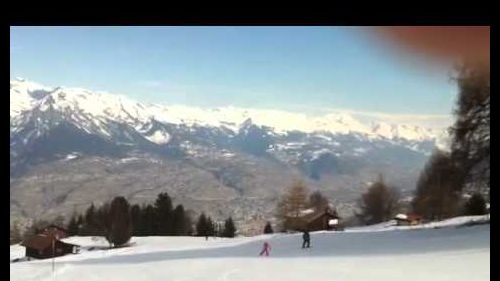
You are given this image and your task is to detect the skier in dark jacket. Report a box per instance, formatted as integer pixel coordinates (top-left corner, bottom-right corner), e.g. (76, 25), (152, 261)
(302, 230), (310, 248)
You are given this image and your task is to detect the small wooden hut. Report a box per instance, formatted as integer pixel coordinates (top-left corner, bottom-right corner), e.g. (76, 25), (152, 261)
(21, 234), (79, 259)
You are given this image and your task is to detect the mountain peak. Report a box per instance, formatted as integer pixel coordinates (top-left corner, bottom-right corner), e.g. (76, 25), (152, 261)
(240, 118), (253, 127)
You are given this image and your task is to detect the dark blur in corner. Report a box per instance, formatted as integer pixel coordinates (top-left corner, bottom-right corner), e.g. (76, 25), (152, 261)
(374, 26), (490, 68)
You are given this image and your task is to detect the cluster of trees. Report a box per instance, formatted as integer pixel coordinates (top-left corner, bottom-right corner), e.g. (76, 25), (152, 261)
(11, 192), (239, 247)
(65, 196), (132, 247)
(129, 192), (193, 237)
(65, 193), (238, 246)
(276, 180), (333, 230)
(355, 152), (488, 227)
(411, 150), (489, 220)
(411, 62), (490, 221)
(195, 213), (236, 238)
(411, 151), (462, 220)
(354, 63), (490, 224)
(275, 177), (402, 228)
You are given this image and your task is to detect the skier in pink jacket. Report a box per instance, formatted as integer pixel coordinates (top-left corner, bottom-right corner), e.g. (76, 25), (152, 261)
(259, 241), (271, 256)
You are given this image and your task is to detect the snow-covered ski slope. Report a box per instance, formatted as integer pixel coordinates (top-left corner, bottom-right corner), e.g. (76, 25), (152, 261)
(10, 215), (490, 281)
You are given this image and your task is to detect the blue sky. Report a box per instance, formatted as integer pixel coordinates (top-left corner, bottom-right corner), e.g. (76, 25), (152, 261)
(10, 26), (457, 116)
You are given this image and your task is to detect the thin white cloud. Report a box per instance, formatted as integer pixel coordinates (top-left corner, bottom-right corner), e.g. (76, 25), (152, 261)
(132, 80), (454, 129)
(316, 108), (453, 129)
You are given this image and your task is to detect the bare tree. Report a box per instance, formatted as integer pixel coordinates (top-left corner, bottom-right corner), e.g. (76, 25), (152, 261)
(10, 220), (22, 245)
(276, 180), (309, 230)
(357, 175), (400, 225)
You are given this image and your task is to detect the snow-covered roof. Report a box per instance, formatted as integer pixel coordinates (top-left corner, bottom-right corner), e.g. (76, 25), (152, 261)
(328, 219), (339, 226)
(298, 208), (315, 216)
(395, 214), (408, 220)
(395, 213), (422, 221)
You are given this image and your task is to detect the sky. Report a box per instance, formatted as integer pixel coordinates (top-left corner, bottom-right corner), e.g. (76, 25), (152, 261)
(10, 27), (457, 122)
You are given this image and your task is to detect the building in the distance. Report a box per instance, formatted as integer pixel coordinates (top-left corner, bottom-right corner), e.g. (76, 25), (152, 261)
(284, 207), (343, 232)
(394, 213), (422, 226)
(21, 225), (79, 259)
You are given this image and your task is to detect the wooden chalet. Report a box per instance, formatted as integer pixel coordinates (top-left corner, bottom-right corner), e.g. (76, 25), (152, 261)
(21, 234), (79, 259)
(285, 207), (342, 232)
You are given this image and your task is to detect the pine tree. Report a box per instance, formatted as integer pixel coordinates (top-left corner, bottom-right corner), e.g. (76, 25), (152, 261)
(95, 203), (111, 237)
(464, 193), (487, 215)
(196, 213), (208, 237)
(142, 204), (156, 236)
(82, 203), (96, 235)
(67, 213), (80, 236)
(76, 215), (84, 236)
(130, 204), (142, 236)
(263, 221), (274, 234)
(184, 211), (194, 236)
(154, 192), (174, 235)
(105, 197), (132, 247)
(172, 204), (188, 236)
(222, 217), (236, 238)
(206, 216), (215, 237)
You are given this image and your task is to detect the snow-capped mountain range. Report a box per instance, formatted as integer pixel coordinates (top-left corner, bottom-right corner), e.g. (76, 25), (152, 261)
(10, 78), (449, 227)
(10, 78), (447, 146)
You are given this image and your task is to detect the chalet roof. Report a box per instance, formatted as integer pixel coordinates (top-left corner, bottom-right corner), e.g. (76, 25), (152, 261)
(21, 234), (77, 251)
(21, 234), (55, 251)
(302, 210), (339, 223)
(395, 214), (408, 220)
(298, 208), (315, 216)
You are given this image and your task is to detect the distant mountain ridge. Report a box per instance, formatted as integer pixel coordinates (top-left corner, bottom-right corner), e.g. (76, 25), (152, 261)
(10, 78), (447, 145)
